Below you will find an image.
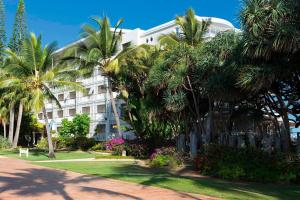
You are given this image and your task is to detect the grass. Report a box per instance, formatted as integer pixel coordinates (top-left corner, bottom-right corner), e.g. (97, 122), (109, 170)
(0, 149), (95, 161)
(94, 155), (134, 159)
(36, 161), (300, 200)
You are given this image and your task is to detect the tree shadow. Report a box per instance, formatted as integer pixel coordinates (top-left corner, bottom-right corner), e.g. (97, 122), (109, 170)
(94, 163), (300, 200)
(0, 167), (144, 200)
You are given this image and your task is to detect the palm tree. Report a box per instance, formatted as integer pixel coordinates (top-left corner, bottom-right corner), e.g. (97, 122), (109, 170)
(0, 99), (8, 139)
(1, 33), (83, 157)
(64, 16), (136, 138)
(159, 8), (211, 48)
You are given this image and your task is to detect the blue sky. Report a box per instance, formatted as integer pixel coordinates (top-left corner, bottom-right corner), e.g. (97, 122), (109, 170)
(4, 0), (241, 47)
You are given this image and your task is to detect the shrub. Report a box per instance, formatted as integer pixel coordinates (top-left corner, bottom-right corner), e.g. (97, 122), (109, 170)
(106, 138), (125, 150)
(0, 136), (11, 149)
(36, 138), (48, 150)
(58, 114), (90, 139)
(72, 137), (96, 151)
(150, 147), (183, 169)
(58, 119), (74, 138)
(125, 142), (149, 158)
(90, 143), (106, 151)
(72, 114), (90, 137)
(198, 144), (300, 183)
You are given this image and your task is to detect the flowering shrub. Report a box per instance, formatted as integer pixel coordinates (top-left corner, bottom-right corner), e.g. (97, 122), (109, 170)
(105, 138), (125, 151)
(150, 147), (183, 168)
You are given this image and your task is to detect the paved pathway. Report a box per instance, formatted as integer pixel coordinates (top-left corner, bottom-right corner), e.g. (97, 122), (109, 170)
(0, 157), (218, 200)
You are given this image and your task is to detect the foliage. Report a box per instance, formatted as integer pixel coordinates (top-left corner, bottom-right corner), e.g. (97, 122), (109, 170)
(90, 142), (106, 151)
(150, 147), (183, 168)
(1, 33), (83, 158)
(72, 114), (90, 137)
(105, 138), (125, 150)
(36, 137), (48, 150)
(8, 0), (27, 54)
(0, 135), (11, 149)
(198, 144), (300, 183)
(58, 119), (74, 139)
(58, 114), (90, 141)
(0, 0), (6, 61)
(61, 136), (96, 151)
(105, 138), (125, 155)
(124, 140), (149, 158)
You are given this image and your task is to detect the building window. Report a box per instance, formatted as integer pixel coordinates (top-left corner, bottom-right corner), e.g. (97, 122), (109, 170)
(83, 88), (90, 97)
(98, 85), (106, 94)
(69, 91), (76, 99)
(58, 94), (64, 101)
(82, 106), (90, 114)
(38, 113), (43, 120)
(69, 108), (76, 116)
(146, 38), (149, 43)
(97, 105), (106, 113)
(57, 110), (63, 118)
(47, 112), (53, 119)
(150, 37), (153, 42)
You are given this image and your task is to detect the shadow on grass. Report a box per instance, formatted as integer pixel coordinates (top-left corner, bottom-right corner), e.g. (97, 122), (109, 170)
(91, 163), (300, 200)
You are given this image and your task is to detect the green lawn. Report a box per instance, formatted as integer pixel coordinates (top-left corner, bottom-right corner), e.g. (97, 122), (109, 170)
(0, 149), (95, 161)
(37, 161), (300, 200)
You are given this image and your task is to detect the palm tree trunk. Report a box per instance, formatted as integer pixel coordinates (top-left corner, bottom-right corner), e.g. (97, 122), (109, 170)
(108, 80), (122, 138)
(3, 121), (6, 138)
(8, 102), (15, 144)
(12, 102), (23, 148)
(42, 106), (55, 158)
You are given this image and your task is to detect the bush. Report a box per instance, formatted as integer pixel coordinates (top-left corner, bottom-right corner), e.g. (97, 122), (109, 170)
(150, 147), (183, 169)
(0, 136), (11, 149)
(58, 114), (90, 139)
(125, 141), (149, 158)
(198, 144), (300, 183)
(90, 142), (106, 151)
(36, 138), (48, 150)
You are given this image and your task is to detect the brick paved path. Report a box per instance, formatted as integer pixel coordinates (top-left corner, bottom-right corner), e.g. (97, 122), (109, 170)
(0, 157), (218, 200)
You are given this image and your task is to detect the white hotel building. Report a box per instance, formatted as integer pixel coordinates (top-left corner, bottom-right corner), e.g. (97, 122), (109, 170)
(38, 16), (236, 141)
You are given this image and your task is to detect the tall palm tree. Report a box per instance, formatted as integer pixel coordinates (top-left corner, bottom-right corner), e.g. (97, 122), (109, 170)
(64, 16), (135, 138)
(1, 33), (83, 157)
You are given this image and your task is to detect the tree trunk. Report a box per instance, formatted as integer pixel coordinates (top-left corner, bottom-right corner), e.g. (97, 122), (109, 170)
(108, 80), (122, 138)
(12, 102), (23, 148)
(186, 76), (203, 136)
(8, 102), (15, 144)
(206, 99), (213, 144)
(42, 106), (55, 158)
(3, 121), (6, 138)
(275, 93), (291, 152)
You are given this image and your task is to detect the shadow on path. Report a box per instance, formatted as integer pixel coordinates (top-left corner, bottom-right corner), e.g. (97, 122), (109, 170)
(0, 167), (142, 200)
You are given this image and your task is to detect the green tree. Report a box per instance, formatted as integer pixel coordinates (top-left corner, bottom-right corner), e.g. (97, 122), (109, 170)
(239, 0), (300, 151)
(72, 114), (90, 137)
(147, 8), (212, 142)
(9, 0), (27, 54)
(64, 16), (136, 137)
(1, 33), (83, 157)
(0, 0), (6, 61)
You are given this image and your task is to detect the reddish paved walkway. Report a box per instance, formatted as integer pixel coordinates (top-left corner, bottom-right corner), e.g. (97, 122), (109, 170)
(0, 157), (218, 200)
